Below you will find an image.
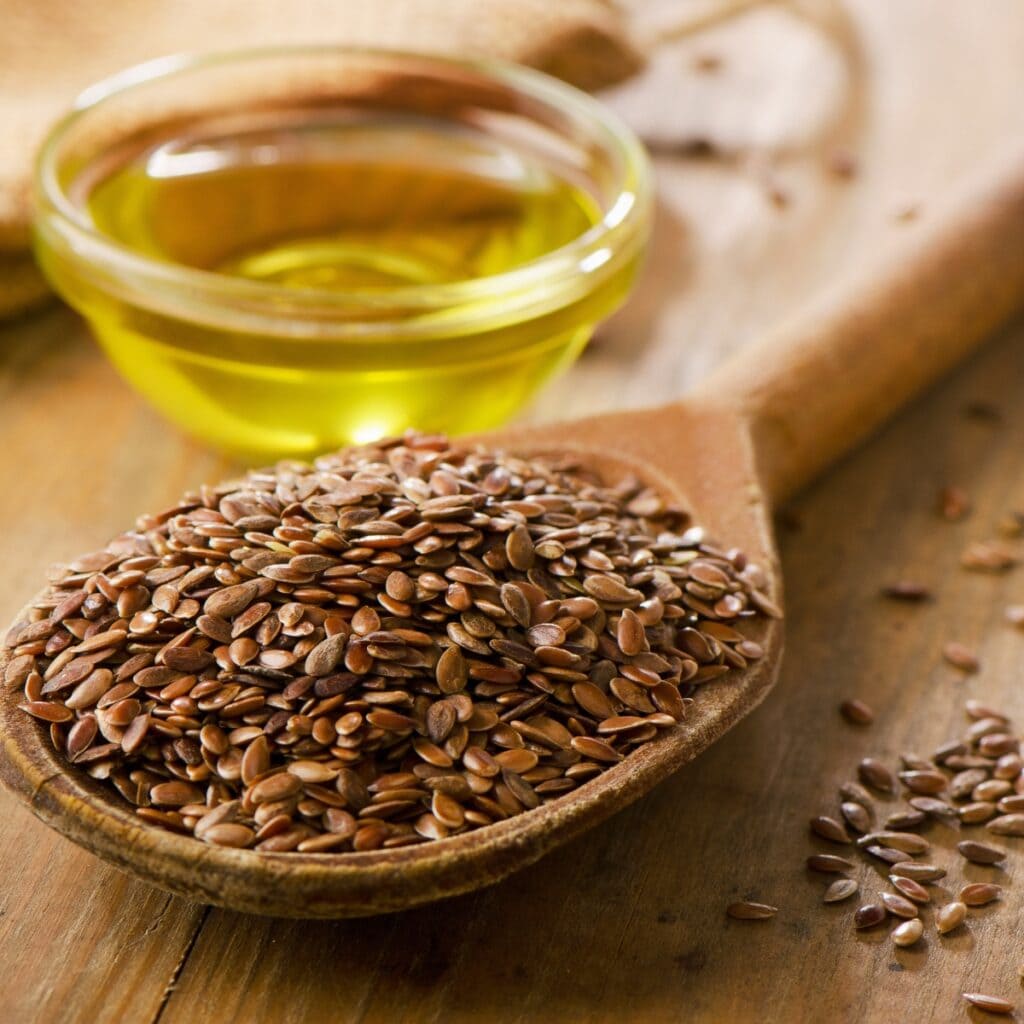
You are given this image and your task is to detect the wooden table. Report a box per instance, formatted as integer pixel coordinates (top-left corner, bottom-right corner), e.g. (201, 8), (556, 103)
(4, 3), (1024, 1021)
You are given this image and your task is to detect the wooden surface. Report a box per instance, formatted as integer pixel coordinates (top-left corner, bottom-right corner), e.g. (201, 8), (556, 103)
(4, 2), (1024, 1021)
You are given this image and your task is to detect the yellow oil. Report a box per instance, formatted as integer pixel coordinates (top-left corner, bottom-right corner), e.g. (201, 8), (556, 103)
(43, 118), (641, 457)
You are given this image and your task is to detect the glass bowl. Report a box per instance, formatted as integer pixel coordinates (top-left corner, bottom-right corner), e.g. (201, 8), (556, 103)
(33, 47), (651, 459)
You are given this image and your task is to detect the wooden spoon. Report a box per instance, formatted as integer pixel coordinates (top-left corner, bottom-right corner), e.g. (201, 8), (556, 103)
(4, 148), (1024, 918)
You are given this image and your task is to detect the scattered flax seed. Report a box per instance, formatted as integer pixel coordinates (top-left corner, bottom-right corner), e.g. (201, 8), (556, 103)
(943, 642), (980, 673)
(839, 781), (875, 807)
(853, 903), (886, 929)
(909, 796), (956, 820)
(1, 434), (776, 853)
(807, 854), (855, 874)
(881, 581), (932, 602)
(892, 918), (923, 947)
(766, 182), (790, 210)
(826, 148), (858, 180)
(858, 758), (897, 794)
(884, 808), (926, 829)
(938, 486), (972, 522)
(726, 901), (777, 920)
(894, 202), (921, 223)
(965, 700), (1009, 721)
(960, 802), (997, 825)
(823, 878), (858, 903)
(960, 540), (1018, 573)
(810, 816), (851, 844)
(891, 876), (930, 904)
(961, 993), (1014, 1015)
(880, 892), (918, 919)
(841, 801), (871, 834)
(997, 512), (1024, 538)
(957, 840), (1005, 865)
(936, 901), (968, 935)
(693, 53), (722, 73)
(865, 845), (911, 866)
(890, 863), (945, 883)
(866, 831), (929, 855)
(962, 400), (1004, 424)
(987, 814), (1024, 837)
(840, 699), (875, 726)
(959, 883), (1001, 907)
(899, 769), (947, 795)
(1005, 605), (1024, 629)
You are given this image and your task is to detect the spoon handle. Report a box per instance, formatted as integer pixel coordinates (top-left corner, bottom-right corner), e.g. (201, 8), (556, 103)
(694, 144), (1024, 505)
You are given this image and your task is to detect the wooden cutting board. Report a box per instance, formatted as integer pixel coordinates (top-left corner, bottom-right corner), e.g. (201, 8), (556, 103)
(3, 3), (1024, 1021)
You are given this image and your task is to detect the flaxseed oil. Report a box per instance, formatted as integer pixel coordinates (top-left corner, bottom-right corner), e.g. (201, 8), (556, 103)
(45, 116), (642, 456)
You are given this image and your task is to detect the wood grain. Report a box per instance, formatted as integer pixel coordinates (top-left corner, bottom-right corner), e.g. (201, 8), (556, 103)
(4, 2), (1024, 1021)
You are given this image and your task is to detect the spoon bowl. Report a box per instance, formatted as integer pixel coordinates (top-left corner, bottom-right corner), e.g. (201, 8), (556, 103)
(4, 143), (1024, 916)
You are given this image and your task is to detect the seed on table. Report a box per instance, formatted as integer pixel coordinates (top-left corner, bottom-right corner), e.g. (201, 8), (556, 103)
(938, 485), (971, 521)
(726, 901), (777, 920)
(942, 642), (979, 673)
(951, 769), (990, 800)
(890, 863), (945, 883)
(998, 795), (1024, 814)
(854, 903), (886, 929)
(859, 758), (897, 794)
(961, 540), (1018, 573)
(864, 831), (929, 854)
(933, 739), (968, 763)
(965, 699), (1009, 721)
(959, 883), (1001, 907)
(823, 879), (858, 903)
(891, 876), (930, 904)
(962, 993), (1014, 1015)
(807, 854), (856, 874)
(966, 716), (1006, 743)
(810, 816), (851, 844)
(993, 754), (1022, 780)
(881, 892), (918, 919)
(909, 797), (957, 820)
(884, 809), (927, 830)
(979, 734), (1020, 758)
(865, 846), (912, 866)
(840, 699), (875, 726)
(987, 814), (1024, 836)
(936, 901), (968, 934)
(958, 840), (1005, 865)
(840, 781), (875, 807)
(891, 918), (923, 947)
(841, 802), (872, 834)
(899, 770), (947, 795)
(901, 752), (932, 772)
(973, 780), (1013, 803)
(881, 581), (932, 602)
(959, 802), (997, 824)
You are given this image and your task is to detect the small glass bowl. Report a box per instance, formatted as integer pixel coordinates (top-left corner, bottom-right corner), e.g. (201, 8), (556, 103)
(34, 47), (651, 458)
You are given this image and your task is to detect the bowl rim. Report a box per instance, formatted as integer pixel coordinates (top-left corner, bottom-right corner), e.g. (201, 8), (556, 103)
(33, 45), (652, 339)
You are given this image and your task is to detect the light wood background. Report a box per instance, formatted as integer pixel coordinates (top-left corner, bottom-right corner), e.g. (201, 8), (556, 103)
(4, 3), (1024, 1021)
